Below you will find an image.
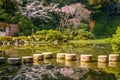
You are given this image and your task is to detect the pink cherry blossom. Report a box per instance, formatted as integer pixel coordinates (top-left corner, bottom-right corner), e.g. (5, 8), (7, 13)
(54, 3), (91, 30)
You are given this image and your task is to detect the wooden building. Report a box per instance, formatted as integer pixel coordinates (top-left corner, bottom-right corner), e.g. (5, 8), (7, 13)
(0, 23), (19, 36)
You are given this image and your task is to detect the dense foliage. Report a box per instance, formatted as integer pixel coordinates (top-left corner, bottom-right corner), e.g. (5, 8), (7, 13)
(111, 27), (120, 53)
(0, 0), (120, 38)
(35, 29), (95, 42)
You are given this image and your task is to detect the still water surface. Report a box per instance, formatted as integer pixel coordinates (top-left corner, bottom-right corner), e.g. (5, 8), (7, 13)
(0, 43), (120, 80)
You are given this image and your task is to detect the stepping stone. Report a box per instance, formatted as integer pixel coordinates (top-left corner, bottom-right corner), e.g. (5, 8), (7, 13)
(109, 54), (119, 62)
(98, 55), (108, 63)
(80, 54), (92, 62)
(0, 57), (5, 63)
(22, 56), (33, 63)
(8, 58), (21, 65)
(57, 53), (66, 59)
(42, 52), (53, 59)
(33, 54), (44, 61)
(65, 54), (76, 61)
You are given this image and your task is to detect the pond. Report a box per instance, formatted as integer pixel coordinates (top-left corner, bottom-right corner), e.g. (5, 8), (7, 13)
(0, 43), (120, 80)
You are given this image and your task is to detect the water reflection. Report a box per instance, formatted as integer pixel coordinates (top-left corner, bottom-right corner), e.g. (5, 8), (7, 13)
(43, 59), (56, 64)
(65, 61), (77, 67)
(0, 64), (21, 80)
(56, 59), (65, 64)
(109, 62), (119, 67)
(0, 63), (118, 80)
(84, 69), (117, 80)
(0, 44), (120, 79)
(0, 59), (120, 80)
(33, 60), (44, 66)
(80, 62), (92, 68)
(0, 50), (10, 57)
(98, 62), (107, 68)
(44, 59), (51, 64)
(0, 44), (112, 58)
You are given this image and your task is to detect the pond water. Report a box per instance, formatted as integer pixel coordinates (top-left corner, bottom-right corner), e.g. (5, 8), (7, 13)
(0, 43), (120, 80)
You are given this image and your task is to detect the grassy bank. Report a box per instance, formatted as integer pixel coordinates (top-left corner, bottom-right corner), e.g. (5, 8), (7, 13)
(68, 38), (110, 44)
(30, 38), (110, 45)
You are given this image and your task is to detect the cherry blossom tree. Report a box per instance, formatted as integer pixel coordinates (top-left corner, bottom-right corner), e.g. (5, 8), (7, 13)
(16, 1), (91, 27)
(15, 1), (91, 34)
(15, 0), (58, 20)
(54, 3), (91, 33)
(14, 0), (58, 34)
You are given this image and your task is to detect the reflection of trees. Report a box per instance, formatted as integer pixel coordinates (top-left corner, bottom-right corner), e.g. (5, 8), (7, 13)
(33, 44), (78, 54)
(104, 67), (120, 79)
(0, 64), (21, 80)
(83, 69), (116, 80)
(0, 46), (14, 57)
(14, 44), (111, 57)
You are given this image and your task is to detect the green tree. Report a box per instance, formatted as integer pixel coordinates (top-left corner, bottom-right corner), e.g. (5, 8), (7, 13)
(0, 0), (17, 13)
(102, 0), (120, 15)
(18, 17), (35, 36)
(111, 26), (120, 53)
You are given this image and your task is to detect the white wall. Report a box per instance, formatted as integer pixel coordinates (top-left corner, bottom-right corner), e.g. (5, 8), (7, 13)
(0, 32), (6, 36)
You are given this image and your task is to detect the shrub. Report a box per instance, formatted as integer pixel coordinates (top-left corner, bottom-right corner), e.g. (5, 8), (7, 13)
(35, 35), (46, 41)
(74, 29), (95, 40)
(62, 29), (72, 40)
(46, 30), (63, 41)
(36, 30), (48, 35)
(111, 26), (120, 53)
(13, 36), (30, 41)
(0, 36), (12, 42)
(35, 30), (63, 41)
